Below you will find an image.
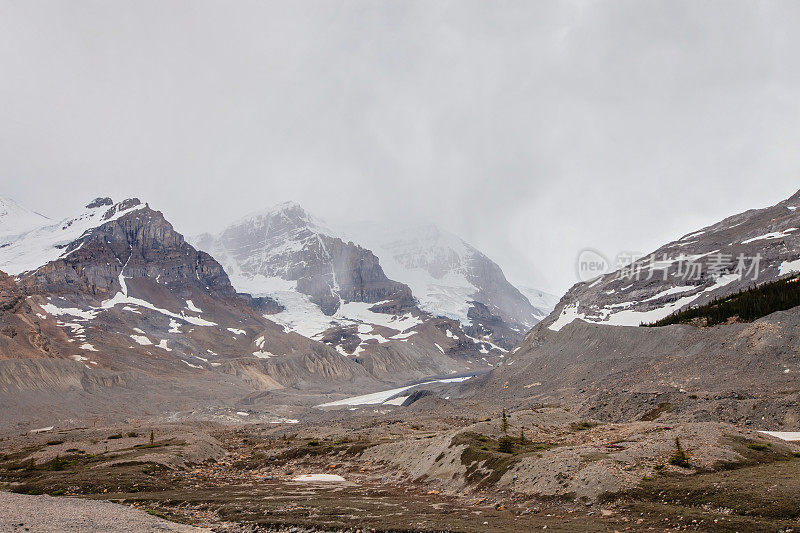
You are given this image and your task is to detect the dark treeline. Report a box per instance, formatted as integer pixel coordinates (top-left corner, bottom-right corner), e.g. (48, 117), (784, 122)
(642, 274), (800, 327)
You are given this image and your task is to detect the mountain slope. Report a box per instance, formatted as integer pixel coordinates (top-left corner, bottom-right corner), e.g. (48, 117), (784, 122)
(459, 306), (800, 428)
(195, 203), (552, 362)
(542, 189), (800, 331)
(0, 197), (381, 422)
(335, 221), (551, 329)
(0, 196), (50, 243)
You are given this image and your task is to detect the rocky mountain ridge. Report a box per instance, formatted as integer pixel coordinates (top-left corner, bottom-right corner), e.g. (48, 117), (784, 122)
(194, 202), (553, 360)
(541, 188), (800, 331)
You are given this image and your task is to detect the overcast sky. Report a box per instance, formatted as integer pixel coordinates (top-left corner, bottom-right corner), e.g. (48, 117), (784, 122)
(2, 1), (800, 293)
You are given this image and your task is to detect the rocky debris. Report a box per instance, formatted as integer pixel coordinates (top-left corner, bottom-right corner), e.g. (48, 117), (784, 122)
(462, 305), (800, 427)
(362, 408), (800, 501)
(0, 491), (203, 532)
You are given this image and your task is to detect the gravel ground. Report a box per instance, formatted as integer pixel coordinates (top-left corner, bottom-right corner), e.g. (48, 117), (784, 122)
(0, 491), (205, 532)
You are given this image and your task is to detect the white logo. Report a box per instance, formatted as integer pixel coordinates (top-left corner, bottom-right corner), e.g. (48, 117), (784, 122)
(576, 248), (610, 283)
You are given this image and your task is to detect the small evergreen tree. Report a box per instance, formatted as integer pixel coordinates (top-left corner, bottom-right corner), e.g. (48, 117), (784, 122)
(498, 436), (515, 454)
(669, 437), (690, 468)
(501, 408), (509, 434)
(519, 426), (526, 445)
(149, 429), (154, 446)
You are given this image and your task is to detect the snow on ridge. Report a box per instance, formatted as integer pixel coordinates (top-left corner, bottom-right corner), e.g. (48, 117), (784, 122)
(0, 198), (145, 276)
(741, 228), (798, 244)
(549, 274), (741, 331)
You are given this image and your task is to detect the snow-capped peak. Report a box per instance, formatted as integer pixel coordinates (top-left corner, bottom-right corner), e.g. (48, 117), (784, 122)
(226, 200), (332, 238)
(0, 196), (51, 243)
(0, 197), (145, 276)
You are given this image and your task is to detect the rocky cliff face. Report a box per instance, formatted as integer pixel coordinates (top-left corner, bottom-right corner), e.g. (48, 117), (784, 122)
(0, 271), (61, 361)
(196, 202), (413, 315)
(20, 199), (236, 301)
(541, 189), (800, 331)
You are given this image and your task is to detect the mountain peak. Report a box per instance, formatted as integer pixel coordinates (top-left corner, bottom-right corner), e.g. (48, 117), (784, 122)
(86, 197), (114, 209)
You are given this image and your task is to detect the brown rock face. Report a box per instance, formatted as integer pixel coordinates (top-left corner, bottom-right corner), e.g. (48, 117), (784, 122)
(20, 202), (236, 301)
(0, 271), (58, 360)
(0, 271), (25, 313)
(295, 234), (413, 314)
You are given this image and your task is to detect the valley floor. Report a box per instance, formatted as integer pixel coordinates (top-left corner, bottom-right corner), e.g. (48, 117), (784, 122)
(2, 407), (800, 532)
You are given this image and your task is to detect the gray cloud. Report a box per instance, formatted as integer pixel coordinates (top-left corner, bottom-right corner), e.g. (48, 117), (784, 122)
(2, 0), (799, 293)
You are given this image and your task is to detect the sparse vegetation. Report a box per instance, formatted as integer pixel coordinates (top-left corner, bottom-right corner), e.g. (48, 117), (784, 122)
(669, 438), (691, 468)
(570, 420), (598, 431)
(748, 442), (771, 451)
(146, 509), (169, 520)
(641, 402), (672, 421)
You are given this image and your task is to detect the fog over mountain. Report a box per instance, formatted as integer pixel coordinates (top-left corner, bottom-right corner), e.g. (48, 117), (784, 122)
(3, 1), (800, 293)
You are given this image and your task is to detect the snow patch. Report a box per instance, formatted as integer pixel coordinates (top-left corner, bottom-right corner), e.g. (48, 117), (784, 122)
(185, 299), (202, 313)
(292, 474), (346, 482)
(779, 258), (800, 276)
(130, 335), (152, 346)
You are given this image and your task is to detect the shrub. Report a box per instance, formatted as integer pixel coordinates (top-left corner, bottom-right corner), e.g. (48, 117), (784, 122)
(669, 438), (690, 468)
(498, 436), (515, 454)
(307, 440), (320, 447)
(748, 442), (771, 451)
(570, 420), (598, 431)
